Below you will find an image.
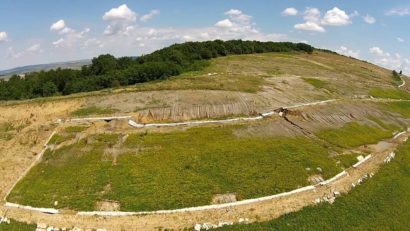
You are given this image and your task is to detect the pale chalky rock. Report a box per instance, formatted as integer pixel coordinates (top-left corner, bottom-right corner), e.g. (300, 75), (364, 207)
(194, 224), (202, 231)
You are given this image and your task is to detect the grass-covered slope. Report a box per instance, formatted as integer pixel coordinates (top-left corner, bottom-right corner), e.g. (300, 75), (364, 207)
(381, 101), (410, 118)
(0, 48), (399, 108)
(216, 140), (410, 231)
(7, 119), (398, 212)
(70, 106), (118, 117)
(0, 40), (313, 101)
(0, 219), (35, 231)
(8, 124), (341, 211)
(316, 122), (397, 148)
(370, 88), (410, 100)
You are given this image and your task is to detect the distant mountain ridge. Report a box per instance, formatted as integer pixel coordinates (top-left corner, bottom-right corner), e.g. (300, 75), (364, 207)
(0, 60), (91, 78)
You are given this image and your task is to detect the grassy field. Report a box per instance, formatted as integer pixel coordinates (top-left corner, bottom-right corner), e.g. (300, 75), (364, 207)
(48, 126), (87, 145)
(302, 77), (328, 89)
(9, 124), (347, 212)
(124, 51), (391, 97)
(380, 101), (410, 118)
(334, 153), (360, 169)
(0, 219), (35, 231)
(369, 88), (410, 100)
(127, 52), (389, 95)
(316, 122), (397, 149)
(216, 140), (410, 231)
(71, 106), (118, 117)
(130, 56), (268, 93)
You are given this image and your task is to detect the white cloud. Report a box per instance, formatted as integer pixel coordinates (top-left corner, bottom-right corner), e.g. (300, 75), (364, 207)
(282, 8), (298, 16)
(294, 8), (324, 32)
(375, 53), (408, 72)
(52, 27), (90, 48)
(97, 8), (286, 58)
(103, 4), (137, 35)
(52, 38), (65, 47)
(226, 9), (242, 15)
(294, 7), (352, 33)
(50, 19), (75, 35)
(103, 4), (136, 22)
(321, 7), (351, 26)
(225, 9), (252, 24)
(215, 19), (234, 28)
(26, 44), (41, 52)
(0, 32), (8, 43)
(368, 46), (410, 74)
(83, 38), (104, 48)
(50, 19), (66, 32)
(103, 25), (116, 36)
(182, 35), (194, 41)
(294, 22), (325, 32)
(336, 46), (360, 58)
(211, 9), (258, 35)
(363, 15), (376, 24)
(386, 8), (410, 16)
(369, 46), (384, 56)
(98, 7), (286, 59)
(8, 44), (43, 59)
(397, 37), (405, 43)
(140, 9), (160, 22)
(304, 8), (321, 23)
(60, 27), (75, 34)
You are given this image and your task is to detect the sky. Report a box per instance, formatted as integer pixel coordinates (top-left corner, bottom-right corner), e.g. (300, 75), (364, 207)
(0, 0), (410, 74)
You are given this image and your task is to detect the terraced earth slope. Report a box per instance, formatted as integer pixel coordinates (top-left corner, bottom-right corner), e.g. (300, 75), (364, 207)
(0, 49), (410, 231)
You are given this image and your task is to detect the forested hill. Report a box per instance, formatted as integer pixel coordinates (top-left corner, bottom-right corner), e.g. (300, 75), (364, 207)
(0, 40), (314, 101)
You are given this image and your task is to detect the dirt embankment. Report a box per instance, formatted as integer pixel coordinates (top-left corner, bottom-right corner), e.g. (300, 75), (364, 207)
(0, 100), (82, 201)
(84, 75), (332, 123)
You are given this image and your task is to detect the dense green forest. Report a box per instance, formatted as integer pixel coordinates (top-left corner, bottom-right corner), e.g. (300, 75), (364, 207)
(0, 40), (313, 100)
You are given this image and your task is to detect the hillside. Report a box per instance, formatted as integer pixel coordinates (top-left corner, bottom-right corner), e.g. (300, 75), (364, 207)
(0, 44), (410, 231)
(0, 60), (90, 79)
(0, 40), (313, 100)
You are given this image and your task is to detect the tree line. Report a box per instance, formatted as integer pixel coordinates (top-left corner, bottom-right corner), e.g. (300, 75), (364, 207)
(0, 40), (314, 100)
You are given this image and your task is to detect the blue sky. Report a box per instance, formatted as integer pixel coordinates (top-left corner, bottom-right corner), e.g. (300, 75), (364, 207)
(0, 0), (409, 73)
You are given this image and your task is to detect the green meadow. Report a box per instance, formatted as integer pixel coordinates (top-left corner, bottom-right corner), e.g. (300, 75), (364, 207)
(216, 139), (410, 231)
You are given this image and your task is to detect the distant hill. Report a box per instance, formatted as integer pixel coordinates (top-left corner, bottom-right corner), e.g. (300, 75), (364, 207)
(0, 60), (91, 79)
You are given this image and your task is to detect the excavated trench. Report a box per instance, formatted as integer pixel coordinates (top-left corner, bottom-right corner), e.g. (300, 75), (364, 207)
(275, 107), (313, 136)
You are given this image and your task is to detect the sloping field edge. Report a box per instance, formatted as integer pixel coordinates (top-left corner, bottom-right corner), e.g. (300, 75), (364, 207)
(4, 99), (404, 218)
(2, 130), (56, 202)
